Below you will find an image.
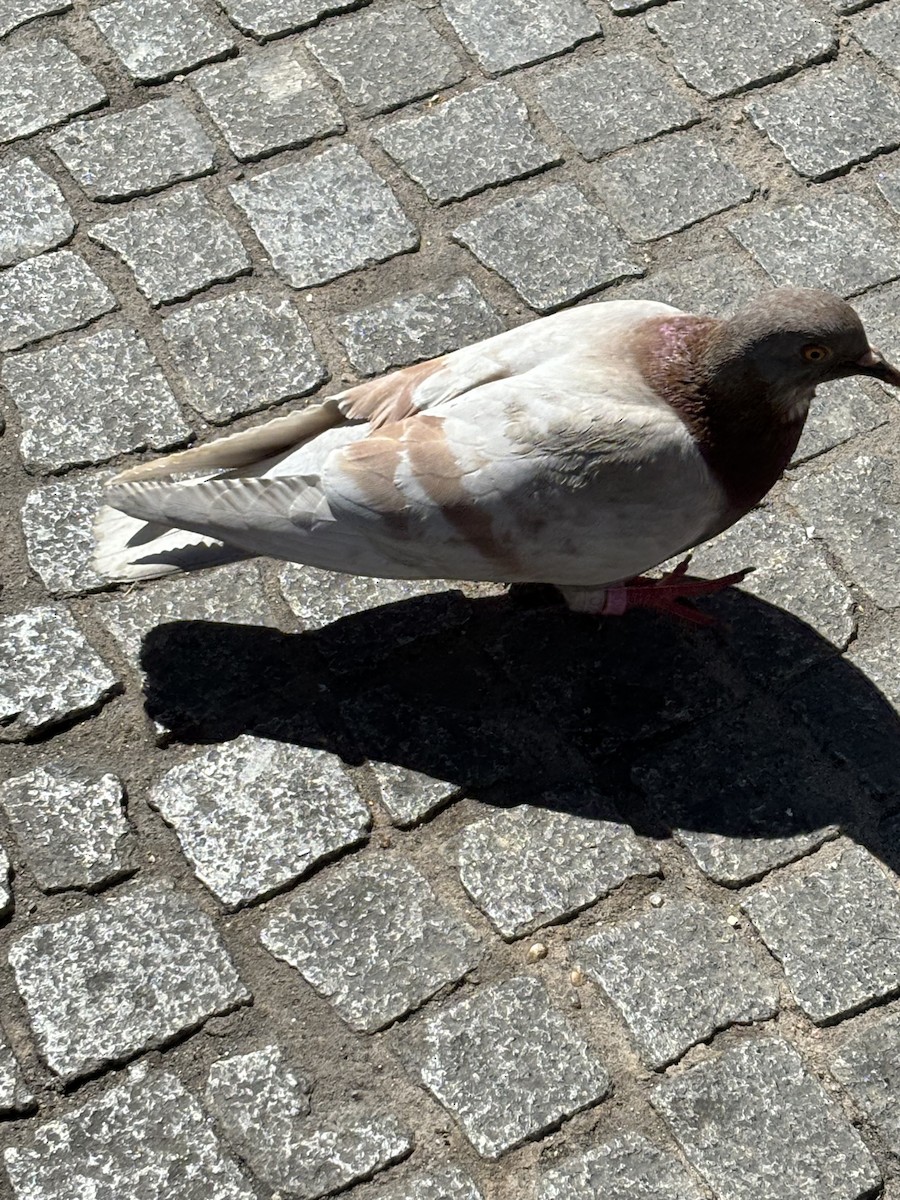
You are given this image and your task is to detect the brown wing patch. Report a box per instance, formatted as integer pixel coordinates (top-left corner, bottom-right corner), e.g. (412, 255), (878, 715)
(339, 428), (410, 537)
(339, 357), (448, 429)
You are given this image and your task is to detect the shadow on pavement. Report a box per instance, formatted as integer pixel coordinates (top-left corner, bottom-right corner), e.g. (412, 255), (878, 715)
(139, 584), (900, 881)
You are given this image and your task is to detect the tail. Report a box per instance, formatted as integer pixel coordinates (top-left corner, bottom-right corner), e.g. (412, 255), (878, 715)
(92, 502), (254, 582)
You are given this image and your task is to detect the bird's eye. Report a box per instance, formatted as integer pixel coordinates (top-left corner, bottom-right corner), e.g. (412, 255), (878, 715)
(801, 344), (832, 362)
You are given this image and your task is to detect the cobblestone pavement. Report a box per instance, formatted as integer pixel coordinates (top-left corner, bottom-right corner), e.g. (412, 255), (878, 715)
(6, 0), (900, 1196)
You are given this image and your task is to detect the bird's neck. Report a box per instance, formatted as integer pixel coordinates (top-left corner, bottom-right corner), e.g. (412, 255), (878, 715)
(633, 315), (810, 515)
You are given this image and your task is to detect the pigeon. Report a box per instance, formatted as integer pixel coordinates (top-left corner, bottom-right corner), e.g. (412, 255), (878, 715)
(94, 287), (900, 623)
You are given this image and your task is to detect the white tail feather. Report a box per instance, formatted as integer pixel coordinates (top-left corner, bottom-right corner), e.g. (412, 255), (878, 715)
(92, 503), (252, 582)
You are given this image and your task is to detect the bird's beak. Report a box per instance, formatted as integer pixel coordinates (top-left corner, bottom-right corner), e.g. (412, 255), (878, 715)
(856, 347), (900, 388)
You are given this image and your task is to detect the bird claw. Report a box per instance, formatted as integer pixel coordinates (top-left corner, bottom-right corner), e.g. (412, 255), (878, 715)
(599, 557), (753, 627)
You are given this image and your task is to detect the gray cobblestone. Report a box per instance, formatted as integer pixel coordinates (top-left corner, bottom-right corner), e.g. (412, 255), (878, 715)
(851, 1), (900, 75)
(90, 185), (250, 305)
(850, 279), (900, 360)
(633, 708), (841, 885)
(578, 899), (778, 1068)
(847, 620), (900, 710)
(458, 805), (658, 939)
(0, 249), (116, 353)
(653, 1038), (881, 1200)
(356, 1166), (483, 1200)
(369, 760), (458, 827)
(794, 377), (889, 463)
(0, 39), (106, 145)
(453, 183), (642, 311)
(4, 325), (190, 474)
(337, 277), (504, 375)
(729, 193), (900, 297)
(616, 250), (769, 316)
(0, 606), (118, 741)
(400, 975), (610, 1158)
(0, 158), (74, 268)
(745, 61), (900, 180)
(439, 0), (600, 74)
(375, 84), (557, 205)
(218, 0), (358, 38)
(306, 2), (465, 116)
(0, 0), (69, 36)
(742, 842), (900, 1023)
(788, 453), (900, 610)
(647, 0), (834, 99)
(149, 735), (370, 907)
(230, 144), (418, 288)
(161, 290), (325, 422)
(261, 856), (481, 1030)
(3, 1069), (255, 1200)
(191, 42), (344, 161)
(90, 0), (234, 82)
(21, 471), (113, 595)
(593, 131), (753, 240)
(48, 98), (215, 201)
(205, 1044), (411, 1197)
(0, 1028), (34, 1116)
(533, 52), (698, 160)
(0, 848), (11, 917)
(874, 159), (900, 215)
(830, 1010), (900, 1143)
(0, 762), (131, 891)
(538, 1132), (706, 1200)
(9, 882), (250, 1080)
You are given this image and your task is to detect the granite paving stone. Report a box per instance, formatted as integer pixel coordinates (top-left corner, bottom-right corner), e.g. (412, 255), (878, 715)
(633, 706), (841, 885)
(401, 975), (610, 1158)
(458, 805), (658, 939)
(830, 1010), (900, 1142)
(96, 562), (276, 661)
(593, 132), (753, 240)
(577, 899), (779, 1068)
(438, 0), (600, 74)
(89, 0), (234, 82)
(8, 882), (250, 1080)
(3, 1069), (256, 1200)
(0, 606), (119, 741)
(0, 1027), (34, 1116)
(742, 842), (900, 1023)
(728, 194), (900, 297)
(161, 291), (326, 422)
(306, 2), (465, 116)
(375, 84), (557, 205)
(793, 377), (889, 463)
(0, 762), (131, 891)
(0, 249), (116, 353)
(847, 619), (900, 711)
(453, 183), (643, 311)
(218, 0), (359, 38)
(745, 61), (900, 180)
(653, 1038), (881, 1200)
(788, 453), (900, 610)
(533, 52), (698, 160)
(230, 144), (418, 287)
(150, 735), (370, 907)
(355, 1166), (483, 1200)
(90, 185), (250, 304)
(0, 158), (75, 268)
(647, 0), (834, 99)
(205, 1045), (411, 1197)
(3, 325), (190, 474)
(0, 0), (70, 36)
(0, 848), (11, 917)
(0, 39), (106, 145)
(337, 277), (504, 375)
(368, 760), (458, 827)
(191, 42), (344, 161)
(48, 98), (216, 201)
(261, 856), (481, 1029)
(615, 250), (769, 315)
(852, 1), (900, 75)
(21, 471), (114, 595)
(851, 279), (900, 361)
(874, 160), (900, 215)
(538, 1132), (706, 1200)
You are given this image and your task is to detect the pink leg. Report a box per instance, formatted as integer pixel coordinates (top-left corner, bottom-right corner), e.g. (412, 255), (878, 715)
(562, 558), (753, 627)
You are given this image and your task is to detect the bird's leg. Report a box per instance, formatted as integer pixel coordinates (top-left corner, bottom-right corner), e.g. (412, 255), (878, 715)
(559, 558), (753, 626)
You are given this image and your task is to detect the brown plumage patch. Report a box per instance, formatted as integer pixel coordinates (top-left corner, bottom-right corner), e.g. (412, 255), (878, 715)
(339, 357), (448, 429)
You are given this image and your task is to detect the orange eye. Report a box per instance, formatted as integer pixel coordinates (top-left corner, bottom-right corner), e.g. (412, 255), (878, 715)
(801, 344), (832, 362)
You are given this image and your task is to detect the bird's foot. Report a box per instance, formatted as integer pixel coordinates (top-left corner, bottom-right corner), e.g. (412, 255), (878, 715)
(562, 558), (753, 626)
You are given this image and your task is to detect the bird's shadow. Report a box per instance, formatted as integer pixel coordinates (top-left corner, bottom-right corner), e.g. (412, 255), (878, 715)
(139, 584), (900, 882)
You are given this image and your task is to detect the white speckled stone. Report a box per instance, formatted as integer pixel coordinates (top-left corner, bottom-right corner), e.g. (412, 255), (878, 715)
(0, 250), (115, 353)
(0, 1024), (34, 1116)
(439, 0), (600, 74)
(20, 471), (112, 596)
(90, 0), (234, 82)
(0, 158), (74, 267)
(0, 40), (106, 145)
(539, 1133), (706, 1200)
(0, 0), (70, 36)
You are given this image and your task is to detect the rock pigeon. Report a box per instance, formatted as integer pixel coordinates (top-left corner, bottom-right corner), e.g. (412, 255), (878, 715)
(94, 287), (900, 623)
